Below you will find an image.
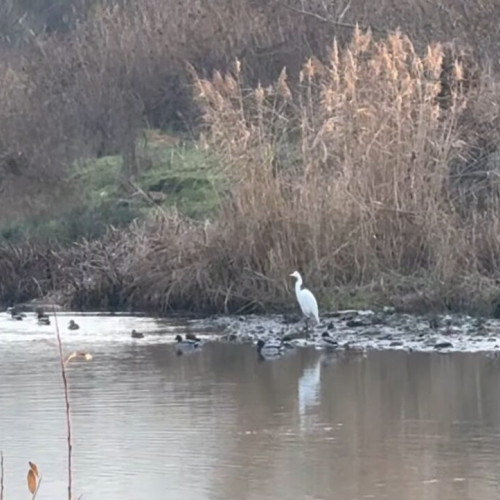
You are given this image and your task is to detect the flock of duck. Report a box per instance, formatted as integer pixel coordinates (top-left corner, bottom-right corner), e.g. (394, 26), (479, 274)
(5, 270), (348, 359)
(6, 305), (205, 354)
(129, 270), (337, 358)
(7, 306), (81, 330)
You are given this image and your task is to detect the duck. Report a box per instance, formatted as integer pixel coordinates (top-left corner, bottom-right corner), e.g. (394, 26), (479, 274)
(320, 332), (338, 349)
(256, 338), (284, 359)
(36, 307), (50, 325)
(68, 320), (80, 330)
(175, 334), (201, 346)
(131, 329), (144, 339)
(7, 306), (25, 320)
(175, 334), (201, 355)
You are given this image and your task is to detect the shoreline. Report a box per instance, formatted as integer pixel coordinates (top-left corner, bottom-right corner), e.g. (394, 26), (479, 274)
(2, 303), (500, 354)
(206, 309), (500, 354)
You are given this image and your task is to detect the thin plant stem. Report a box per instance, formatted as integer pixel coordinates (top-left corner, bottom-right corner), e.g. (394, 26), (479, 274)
(53, 310), (73, 500)
(32, 476), (42, 500)
(0, 450), (4, 500)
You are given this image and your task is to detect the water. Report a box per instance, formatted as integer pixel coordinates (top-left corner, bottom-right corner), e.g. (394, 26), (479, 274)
(1, 313), (500, 499)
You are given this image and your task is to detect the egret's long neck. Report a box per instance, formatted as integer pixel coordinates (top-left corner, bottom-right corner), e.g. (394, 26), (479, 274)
(295, 276), (303, 294)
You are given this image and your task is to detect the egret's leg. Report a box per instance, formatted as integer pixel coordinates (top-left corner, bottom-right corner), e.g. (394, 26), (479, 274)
(304, 317), (310, 338)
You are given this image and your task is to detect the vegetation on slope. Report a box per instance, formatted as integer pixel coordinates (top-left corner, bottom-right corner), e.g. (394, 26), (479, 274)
(0, 134), (219, 244)
(1, 1), (500, 315)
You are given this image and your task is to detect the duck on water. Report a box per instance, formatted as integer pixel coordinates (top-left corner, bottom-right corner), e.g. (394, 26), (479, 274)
(175, 334), (202, 355)
(7, 306), (26, 321)
(256, 337), (298, 360)
(36, 307), (50, 325)
(131, 329), (144, 339)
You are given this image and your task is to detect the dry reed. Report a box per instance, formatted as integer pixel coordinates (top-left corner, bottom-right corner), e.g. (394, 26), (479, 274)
(2, 29), (500, 315)
(189, 29), (500, 312)
(0, 451), (3, 500)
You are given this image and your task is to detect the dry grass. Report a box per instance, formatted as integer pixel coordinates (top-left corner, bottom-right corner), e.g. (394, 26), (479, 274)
(2, 28), (500, 315)
(1, 0), (500, 220)
(189, 30), (500, 309)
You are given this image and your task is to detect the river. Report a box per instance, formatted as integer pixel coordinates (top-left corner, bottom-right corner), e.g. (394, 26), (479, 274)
(0, 313), (499, 499)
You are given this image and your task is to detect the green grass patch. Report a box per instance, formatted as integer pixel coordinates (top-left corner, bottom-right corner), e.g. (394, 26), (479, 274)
(0, 131), (223, 245)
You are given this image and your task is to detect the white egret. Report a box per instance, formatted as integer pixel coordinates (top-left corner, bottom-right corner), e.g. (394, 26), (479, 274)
(290, 271), (320, 329)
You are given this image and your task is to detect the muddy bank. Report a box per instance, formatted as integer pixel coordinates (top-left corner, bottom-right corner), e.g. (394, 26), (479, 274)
(205, 309), (500, 354)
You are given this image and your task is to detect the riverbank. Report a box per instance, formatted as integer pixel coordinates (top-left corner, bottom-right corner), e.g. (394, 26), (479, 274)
(3, 307), (500, 354)
(209, 309), (500, 354)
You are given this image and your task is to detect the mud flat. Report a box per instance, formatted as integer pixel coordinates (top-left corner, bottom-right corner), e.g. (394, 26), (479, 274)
(203, 309), (500, 354)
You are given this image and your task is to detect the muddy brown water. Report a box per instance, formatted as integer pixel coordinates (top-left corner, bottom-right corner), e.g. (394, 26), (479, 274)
(1, 313), (500, 499)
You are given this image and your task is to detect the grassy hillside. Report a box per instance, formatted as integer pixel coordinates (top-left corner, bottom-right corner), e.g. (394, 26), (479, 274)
(0, 132), (221, 244)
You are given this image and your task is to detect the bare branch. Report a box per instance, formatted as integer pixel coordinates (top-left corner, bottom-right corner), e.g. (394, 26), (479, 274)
(276, 1), (386, 34)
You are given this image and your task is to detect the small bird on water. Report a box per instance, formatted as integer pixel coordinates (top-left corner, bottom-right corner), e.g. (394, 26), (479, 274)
(131, 329), (144, 339)
(68, 320), (80, 330)
(7, 306), (25, 320)
(36, 307), (50, 325)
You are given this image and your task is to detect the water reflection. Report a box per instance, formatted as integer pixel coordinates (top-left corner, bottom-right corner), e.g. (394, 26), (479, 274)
(298, 358), (321, 416)
(1, 317), (500, 499)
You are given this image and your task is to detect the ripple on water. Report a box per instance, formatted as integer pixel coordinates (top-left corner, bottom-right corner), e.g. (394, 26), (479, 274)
(1, 317), (500, 499)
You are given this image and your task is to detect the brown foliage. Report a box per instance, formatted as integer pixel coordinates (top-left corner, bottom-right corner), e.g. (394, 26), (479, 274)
(3, 31), (500, 315)
(2, 2), (500, 314)
(2, 0), (500, 217)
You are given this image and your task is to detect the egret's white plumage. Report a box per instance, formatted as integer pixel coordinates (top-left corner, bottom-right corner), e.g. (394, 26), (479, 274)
(290, 271), (320, 326)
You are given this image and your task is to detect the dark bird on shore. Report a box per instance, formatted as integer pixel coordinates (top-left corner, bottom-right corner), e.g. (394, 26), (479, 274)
(68, 320), (80, 330)
(321, 331), (338, 349)
(429, 315), (439, 330)
(131, 329), (144, 339)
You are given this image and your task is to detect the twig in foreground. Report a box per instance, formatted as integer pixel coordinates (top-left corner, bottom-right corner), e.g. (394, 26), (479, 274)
(1, 451), (4, 500)
(53, 310), (73, 500)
